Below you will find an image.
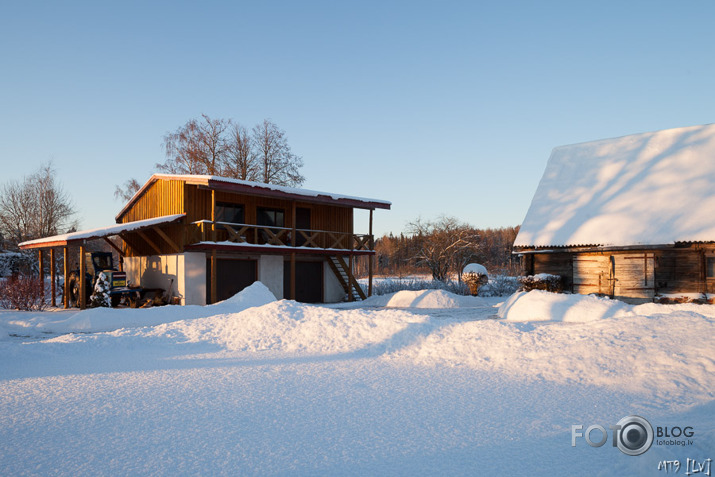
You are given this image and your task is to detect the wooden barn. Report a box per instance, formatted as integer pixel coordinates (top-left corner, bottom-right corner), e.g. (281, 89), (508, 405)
(513, 123), (715, 303)
(20, 174), (390, 308)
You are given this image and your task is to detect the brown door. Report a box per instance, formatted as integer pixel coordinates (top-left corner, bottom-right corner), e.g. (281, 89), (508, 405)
(206, 258), (257, 303)
(613, 253), (655, 300)
(284, 260), (323, 303)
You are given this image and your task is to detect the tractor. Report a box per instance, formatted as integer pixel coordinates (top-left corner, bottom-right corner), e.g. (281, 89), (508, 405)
(67, 252), (130, 307)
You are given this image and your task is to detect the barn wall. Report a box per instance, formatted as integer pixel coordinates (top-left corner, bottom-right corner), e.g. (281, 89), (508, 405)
(529, 245), (715, 301)
(531, 252), (574, 289)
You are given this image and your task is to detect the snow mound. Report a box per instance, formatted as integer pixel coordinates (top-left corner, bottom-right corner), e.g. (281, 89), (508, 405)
(498, 290), (629, 322)
(150, 300), (427, 354)
(463, 263), (487, 275)
(211, 281), (277, 308)
(362, 289), (487, 308)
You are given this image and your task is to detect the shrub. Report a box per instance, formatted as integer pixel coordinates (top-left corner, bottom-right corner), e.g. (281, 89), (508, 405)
(370, 278), (470, 296)
(0, 275), (47, 311)
(518, 274), (563, 293)
(479, 275), (521, 297)
(0, 251), (36, 277)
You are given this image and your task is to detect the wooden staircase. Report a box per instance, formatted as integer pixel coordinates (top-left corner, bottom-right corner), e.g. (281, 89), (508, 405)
(328, 256), (366, 301)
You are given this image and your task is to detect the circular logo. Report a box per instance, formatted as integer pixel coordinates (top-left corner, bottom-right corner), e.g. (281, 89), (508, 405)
(616, 415), (654, 456)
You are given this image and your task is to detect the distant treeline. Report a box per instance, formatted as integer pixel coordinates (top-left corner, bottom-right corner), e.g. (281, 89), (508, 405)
(355, 222), (520, 279)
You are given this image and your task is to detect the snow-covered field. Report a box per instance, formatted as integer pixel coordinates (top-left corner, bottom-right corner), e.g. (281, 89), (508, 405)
(1, 284), (713, 476)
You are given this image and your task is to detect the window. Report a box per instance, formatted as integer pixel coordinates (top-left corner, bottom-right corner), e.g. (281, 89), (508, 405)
(707, 257), (715, 278)
(216, 202), (244, 225)
(257, 208), (285, 227)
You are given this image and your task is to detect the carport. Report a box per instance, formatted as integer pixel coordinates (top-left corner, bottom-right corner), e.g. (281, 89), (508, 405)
(18, 214), (185, 309)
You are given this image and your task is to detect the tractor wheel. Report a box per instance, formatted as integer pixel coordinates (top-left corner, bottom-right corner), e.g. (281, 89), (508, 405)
(68, 272), (81, 307)
(67, 272), (93, 308)
(110, 295), (121, 307)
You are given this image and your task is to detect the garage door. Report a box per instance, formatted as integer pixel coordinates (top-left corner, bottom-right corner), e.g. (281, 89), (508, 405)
(284, 261), (323, 303)
(207, 258), (257, 303)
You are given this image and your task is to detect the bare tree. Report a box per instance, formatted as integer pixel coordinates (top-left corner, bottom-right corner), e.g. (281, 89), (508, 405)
(0, 162), (77, 248)
(153, 115), (305, 186)
(223, 122), (258, 181)
(114, 178), (142, 203)
(157, 114), (229, 175)
(407, 216), (480, 282)
(252, 119), (305, 187)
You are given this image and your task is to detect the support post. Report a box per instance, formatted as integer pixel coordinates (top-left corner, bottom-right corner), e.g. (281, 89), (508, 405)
(50, 248), (56, 307)
(210, 190), (217, 304)
(210, 250), (217, 304)
(290, 201), (296, 300)
(211, 190), (216, 242)
(63, 247), (69, 309)
(368, 209), (374, 297)
(79, 244), (87, 309)
(38, 249), (44, 299)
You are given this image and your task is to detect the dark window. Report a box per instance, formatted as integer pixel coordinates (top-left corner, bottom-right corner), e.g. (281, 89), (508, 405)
(296, 207), (311, 246)
(707, 257), (715, 278)
(257, 208), (285, 227)
(216, 202), (244, 224)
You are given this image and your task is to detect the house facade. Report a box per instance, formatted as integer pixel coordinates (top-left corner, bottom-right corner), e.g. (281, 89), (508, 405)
(20, 174), (390, 307)
(514, 123), (715, 303)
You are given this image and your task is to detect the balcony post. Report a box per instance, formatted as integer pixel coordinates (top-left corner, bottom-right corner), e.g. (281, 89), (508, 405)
(369, 209), (374, 297)
(290, 201), (296, 300)
(210, 190), (217, 304)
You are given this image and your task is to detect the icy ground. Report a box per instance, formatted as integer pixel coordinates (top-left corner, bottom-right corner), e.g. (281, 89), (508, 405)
(1, 284), (713, 476)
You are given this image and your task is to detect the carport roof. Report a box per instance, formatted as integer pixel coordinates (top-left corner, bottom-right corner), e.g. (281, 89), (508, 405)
(18, 214), (186, 250)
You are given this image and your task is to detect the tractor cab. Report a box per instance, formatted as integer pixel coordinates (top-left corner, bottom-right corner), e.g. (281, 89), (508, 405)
(86, 251), (127, 288)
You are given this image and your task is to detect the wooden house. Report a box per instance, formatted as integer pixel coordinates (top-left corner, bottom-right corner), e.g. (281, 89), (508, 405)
(513, 123), (715, 303)
(20, 174), (391, 308)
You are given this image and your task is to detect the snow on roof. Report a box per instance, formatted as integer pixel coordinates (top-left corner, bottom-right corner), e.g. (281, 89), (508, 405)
(116, 174), (391, 220)
(19, 214), (186, 249)
(514, 123), (715, 248)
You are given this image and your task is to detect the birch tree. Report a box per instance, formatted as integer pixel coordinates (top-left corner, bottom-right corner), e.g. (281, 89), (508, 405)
(252, 119), (305, 187)
(0, 162), (77, 247)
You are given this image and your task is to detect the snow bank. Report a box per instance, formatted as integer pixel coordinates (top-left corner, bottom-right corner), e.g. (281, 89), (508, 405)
(0, 281), (276, 338)
(361, 289), (487, 308)
(150, 301), (427, 354)
(498, 290), (629, 322)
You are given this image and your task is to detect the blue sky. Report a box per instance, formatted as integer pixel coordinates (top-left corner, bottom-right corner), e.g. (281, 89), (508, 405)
(1, 1), (714, 237)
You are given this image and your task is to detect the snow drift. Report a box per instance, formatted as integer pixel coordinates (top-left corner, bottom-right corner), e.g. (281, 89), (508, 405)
(361, 289), (486, 308)
(497, 290), (629, 322)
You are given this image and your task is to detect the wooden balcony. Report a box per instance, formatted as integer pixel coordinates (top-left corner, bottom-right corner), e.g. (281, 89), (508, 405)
(185, 220), (374, 252)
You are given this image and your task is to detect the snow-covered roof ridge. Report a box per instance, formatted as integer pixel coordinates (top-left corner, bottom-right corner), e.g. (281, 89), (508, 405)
(514, 123), (715, 248)
(116, 174), (391, 221)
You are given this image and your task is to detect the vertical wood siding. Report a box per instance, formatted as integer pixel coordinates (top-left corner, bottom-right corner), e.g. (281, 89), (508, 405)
(530, 245), (715, 299)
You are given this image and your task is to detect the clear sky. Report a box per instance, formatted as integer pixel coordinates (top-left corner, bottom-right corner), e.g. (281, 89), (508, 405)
(1, 1), (714, 238)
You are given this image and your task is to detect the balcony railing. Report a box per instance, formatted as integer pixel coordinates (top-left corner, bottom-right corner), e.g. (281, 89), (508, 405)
(186, 220), (374, 251)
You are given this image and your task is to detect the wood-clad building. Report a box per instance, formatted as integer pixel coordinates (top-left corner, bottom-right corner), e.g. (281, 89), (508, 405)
(514, 123), (715, 303)
(20, 174), (391, 307)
